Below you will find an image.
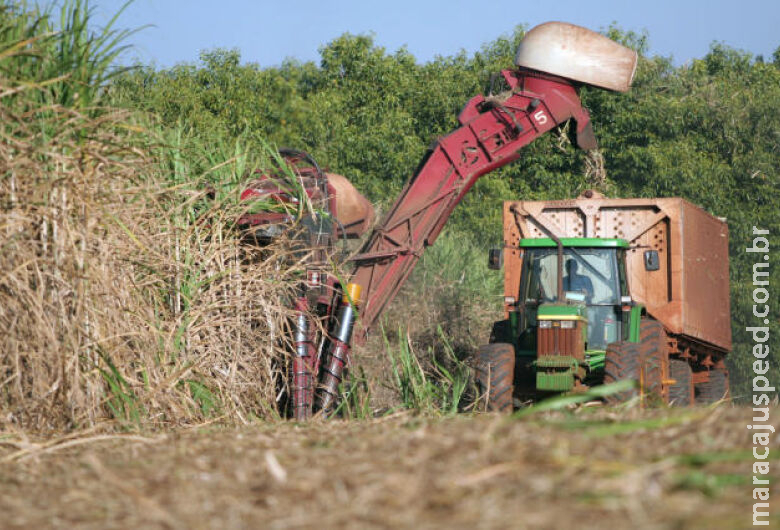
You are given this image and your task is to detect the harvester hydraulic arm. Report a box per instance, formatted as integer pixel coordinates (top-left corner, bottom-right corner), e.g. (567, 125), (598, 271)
(316, 68), (597, 413)
(351, 68), (596, 334)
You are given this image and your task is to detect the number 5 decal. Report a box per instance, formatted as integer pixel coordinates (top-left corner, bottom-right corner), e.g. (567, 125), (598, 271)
(533, 110), (548, 125)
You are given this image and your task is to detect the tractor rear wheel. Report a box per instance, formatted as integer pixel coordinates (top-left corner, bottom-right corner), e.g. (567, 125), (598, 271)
(636, 319), (667, 404)
(668, 359), (693, 406)
(695, 368), (729, 404)
(475, 343), (515, 413)
(604, 341), (642, 403)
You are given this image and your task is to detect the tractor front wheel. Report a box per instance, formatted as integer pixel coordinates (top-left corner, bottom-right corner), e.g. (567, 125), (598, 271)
(475, 343), (515, 413)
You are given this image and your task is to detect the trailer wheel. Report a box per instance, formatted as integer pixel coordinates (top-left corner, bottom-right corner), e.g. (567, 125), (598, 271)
(637, 319), (667, 404)
(475, 343), (515, 413)
(604, 341), (642, 403)
(668, 359), (693, 406)
(695, 368), (730, 404)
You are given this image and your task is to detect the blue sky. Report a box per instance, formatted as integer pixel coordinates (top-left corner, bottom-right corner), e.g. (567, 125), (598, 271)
(81, 0), (779, 68)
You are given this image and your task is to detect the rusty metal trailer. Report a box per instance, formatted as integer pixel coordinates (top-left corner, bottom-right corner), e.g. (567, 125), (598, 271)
(502, 191), (731, 388)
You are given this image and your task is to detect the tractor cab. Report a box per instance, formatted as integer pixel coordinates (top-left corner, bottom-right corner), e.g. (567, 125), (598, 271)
(511, 238), (631, 392)
(518, 238), (629, 349)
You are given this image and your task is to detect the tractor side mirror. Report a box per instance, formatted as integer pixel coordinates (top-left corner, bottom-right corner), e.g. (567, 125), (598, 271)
(644, 250), (660, 271)
(488, 248), (503, 270)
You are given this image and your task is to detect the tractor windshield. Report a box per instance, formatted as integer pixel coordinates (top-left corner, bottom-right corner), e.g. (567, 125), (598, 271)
(523, 248), (620, 305)
(521, 247), (622, 350)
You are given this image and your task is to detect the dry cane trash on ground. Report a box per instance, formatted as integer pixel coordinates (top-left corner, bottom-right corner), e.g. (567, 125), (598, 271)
(0, 406), (778, 529)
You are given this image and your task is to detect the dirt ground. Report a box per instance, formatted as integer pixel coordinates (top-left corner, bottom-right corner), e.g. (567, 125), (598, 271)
(1, 406), (778, 529)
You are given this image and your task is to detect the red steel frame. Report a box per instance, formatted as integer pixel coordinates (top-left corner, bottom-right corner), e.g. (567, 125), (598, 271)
(349, 68), (596, 336)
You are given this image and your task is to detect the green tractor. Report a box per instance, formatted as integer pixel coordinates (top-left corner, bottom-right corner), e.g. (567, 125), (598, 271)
(475, 192), (731, 410)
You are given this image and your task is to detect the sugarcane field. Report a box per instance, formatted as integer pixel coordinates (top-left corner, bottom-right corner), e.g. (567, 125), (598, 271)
(1, 1), (778, 528)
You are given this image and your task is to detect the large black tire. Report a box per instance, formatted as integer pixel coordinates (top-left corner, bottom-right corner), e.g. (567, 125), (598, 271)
(695, 368), (730, 404)
(668, 359), (693, 406)
(475, 343), (515, 413)
(637, 319), (667, 404)
(604, 341), (642, 403)
(488, 320), (512, 344)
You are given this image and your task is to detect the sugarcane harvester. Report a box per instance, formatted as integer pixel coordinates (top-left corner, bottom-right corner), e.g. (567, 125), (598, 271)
(240, 22), (639, 419)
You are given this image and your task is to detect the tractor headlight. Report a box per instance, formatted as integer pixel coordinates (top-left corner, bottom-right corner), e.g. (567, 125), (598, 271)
(560, 320), (575, 329)
(539, 320), (552, 329)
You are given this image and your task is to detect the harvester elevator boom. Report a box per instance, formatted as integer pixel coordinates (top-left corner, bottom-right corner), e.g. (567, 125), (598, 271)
(351, 68), (597, 333)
